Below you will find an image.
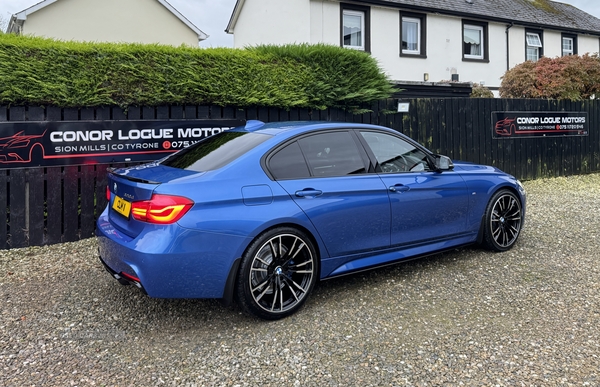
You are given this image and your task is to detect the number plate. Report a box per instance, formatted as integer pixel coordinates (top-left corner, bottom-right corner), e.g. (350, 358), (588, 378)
(112, 195), (132, 218)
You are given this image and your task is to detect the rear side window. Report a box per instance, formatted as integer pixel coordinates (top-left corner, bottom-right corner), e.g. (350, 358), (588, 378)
(161, 131), (270, 172)
(298, 131), (366, 177)
(269, 142), (311, 180)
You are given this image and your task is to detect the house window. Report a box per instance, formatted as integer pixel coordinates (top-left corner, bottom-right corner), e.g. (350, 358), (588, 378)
(400, 12), (426, 57)
(526, 30), (543, 62)
(463, 21), (488, 61)
(402, 17), (420, 53)
(343, 10), (364, 49)
(561, 33), (577, 56)
(341, 4), (370, 52)
(562, 37), (573, 55)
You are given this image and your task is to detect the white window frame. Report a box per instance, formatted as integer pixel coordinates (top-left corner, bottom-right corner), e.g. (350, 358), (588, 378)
(401, 17), (421, 55)
(463, 24), (484, 60)
(562, 37), (574, 56)
(526, 46), (540, 62)
(526, 32), (542, 62)
(343, 9), (365, 51)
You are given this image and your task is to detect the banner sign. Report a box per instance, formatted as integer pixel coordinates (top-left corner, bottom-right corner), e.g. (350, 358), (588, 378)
(492, 111), (588, 139)
(0, 119), (245, 169)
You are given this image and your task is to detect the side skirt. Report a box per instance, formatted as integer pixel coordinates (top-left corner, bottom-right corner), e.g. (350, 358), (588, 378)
(323, 234), (477, 279)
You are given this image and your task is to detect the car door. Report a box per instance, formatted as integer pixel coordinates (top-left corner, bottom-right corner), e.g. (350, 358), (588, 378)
(358, 130), (469, 247)
(268, 130), (391, 258)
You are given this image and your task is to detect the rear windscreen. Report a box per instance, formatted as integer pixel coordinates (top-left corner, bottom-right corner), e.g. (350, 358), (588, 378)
(160, 131), (270, 172)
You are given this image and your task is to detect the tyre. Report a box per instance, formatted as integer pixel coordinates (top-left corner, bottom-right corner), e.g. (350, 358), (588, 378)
(236, 227), (318, 320)
(481, 189), (523, 252)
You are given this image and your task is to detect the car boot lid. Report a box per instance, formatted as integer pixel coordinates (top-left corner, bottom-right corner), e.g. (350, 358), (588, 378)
(110, 163), (203, 184)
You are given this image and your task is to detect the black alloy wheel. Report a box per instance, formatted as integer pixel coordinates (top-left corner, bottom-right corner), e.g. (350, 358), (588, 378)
(482, 189), (523, 252)
(236, 227), (318, 320)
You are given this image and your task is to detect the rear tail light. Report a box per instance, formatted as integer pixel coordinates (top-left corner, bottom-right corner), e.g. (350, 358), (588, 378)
(106, 185), (111, 201)
(131, 194), (194, 224)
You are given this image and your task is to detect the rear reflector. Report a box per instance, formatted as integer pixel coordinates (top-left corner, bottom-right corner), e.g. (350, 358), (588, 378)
(120, 271), (140, 283)
(131, 194), (194, 224)
(119, 272), (143, 289)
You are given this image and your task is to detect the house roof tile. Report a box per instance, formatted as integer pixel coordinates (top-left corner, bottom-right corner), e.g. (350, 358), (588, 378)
(375, 0), (600, 33)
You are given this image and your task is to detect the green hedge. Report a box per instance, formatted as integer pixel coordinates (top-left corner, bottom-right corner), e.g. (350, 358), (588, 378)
(0, 35), (394, 110)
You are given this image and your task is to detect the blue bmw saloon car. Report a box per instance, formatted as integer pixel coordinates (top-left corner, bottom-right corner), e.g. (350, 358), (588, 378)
(97, 120), (526, 319)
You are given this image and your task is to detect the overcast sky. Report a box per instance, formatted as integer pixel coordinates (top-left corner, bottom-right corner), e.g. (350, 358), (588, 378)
(1, 0), (599, 47)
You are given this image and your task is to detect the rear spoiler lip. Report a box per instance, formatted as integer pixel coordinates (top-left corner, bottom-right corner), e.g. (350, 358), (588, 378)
(107, 167), (161, 185)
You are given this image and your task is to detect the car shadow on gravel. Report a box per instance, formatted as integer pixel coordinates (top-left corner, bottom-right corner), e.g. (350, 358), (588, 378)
(91, 246), (491, 329)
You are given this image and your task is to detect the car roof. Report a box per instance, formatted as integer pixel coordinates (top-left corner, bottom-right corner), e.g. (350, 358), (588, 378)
(237, 120), (392, 137)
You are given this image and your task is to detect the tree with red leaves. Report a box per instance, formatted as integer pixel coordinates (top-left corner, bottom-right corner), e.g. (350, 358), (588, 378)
(500, 54), (600, 100)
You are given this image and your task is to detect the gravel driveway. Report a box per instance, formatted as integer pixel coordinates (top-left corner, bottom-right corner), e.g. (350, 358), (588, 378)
(1, 174), (600, 386)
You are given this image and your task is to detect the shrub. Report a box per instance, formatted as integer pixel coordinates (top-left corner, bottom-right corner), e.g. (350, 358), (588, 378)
(500, 54), (600, 99)
(0, 35), (394, 109)
(470, 83), (494, 98)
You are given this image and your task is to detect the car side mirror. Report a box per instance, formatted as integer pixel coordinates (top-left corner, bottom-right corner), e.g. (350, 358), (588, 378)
(434, 155), (454, 171)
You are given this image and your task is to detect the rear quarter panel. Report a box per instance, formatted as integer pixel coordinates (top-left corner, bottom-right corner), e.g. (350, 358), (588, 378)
(170, 162), (330, 264)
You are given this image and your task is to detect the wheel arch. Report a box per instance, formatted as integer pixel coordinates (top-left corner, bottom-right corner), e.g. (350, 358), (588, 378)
(220, 222), (323, 307)
(476, 185), (524, 247)
(28, 143), (45, 161)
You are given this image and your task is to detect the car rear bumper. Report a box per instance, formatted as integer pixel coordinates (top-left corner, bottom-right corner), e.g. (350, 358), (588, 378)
(99, 253), (148, 294)
(96, 209), (250, 299)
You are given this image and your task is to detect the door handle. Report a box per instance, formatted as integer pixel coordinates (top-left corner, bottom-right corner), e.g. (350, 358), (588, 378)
(295, 189), (323, 198)
(389, 184), (410, 193)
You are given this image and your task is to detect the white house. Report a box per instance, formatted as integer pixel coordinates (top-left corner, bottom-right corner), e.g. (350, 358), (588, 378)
(7, 0), (208, 47)
(226, 0), (600, 93)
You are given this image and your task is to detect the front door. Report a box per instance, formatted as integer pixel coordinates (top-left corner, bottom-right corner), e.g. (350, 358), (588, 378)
(358, 130), (469, 247)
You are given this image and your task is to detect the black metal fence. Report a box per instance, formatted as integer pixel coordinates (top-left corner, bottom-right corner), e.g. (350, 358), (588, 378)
(1, 98), (599, 249)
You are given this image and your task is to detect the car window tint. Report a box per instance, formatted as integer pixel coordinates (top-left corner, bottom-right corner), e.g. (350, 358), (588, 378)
(269, 141), (311, 180)
(360, 131), (431, 173)
(298, 132), (366, 177)
(160, 131), (270, 172)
